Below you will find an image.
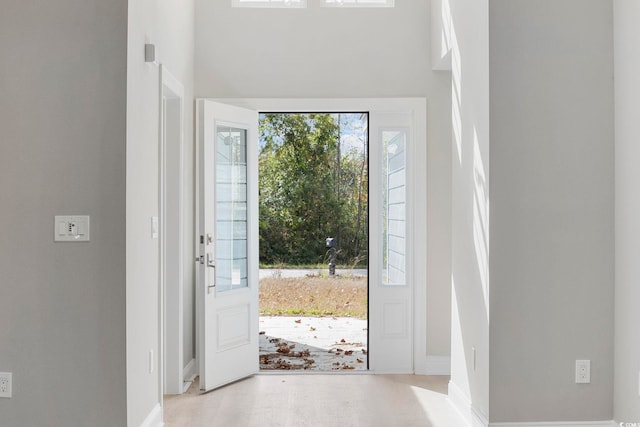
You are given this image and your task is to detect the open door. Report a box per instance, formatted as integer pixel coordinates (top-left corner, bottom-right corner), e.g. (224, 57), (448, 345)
(196, 100), (259, 391)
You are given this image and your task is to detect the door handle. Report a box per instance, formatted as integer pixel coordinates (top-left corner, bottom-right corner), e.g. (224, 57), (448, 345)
(207, 253), (215, 292)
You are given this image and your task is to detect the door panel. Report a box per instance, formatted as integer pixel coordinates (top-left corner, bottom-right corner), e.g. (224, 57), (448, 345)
(368, 112), (414, 373)
(197, 100), (258, 391)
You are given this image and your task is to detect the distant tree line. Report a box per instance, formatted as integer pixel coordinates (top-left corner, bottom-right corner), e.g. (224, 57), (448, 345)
(259, 113), (368, 267)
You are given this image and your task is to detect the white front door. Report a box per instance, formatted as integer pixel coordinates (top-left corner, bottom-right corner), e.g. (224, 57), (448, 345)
(196, 100), (259, 391)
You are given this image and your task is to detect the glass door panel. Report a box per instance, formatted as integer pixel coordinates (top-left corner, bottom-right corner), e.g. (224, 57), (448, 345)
(215, 126), (248, 292)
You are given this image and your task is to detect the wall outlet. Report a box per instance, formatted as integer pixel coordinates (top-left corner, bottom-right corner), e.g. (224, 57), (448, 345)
(0, 372), (12, 398)
(575, 360), (590, 384)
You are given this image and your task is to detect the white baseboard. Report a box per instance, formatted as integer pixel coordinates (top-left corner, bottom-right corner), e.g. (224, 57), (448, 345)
(139, 403), (163, 427)
(425, 356), (451, 375)
(183, 358), (196, 382)
(490, 422), (616, 427)
(448, 380), (489, 427)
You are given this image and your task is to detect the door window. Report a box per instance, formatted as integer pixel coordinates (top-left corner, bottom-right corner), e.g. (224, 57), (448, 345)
(381, 129), (406, 286)
(215, 126), (249, 292)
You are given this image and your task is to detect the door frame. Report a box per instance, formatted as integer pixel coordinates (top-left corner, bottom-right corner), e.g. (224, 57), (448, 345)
(196, 98), (428, 374)
(160, 66), (186, 395)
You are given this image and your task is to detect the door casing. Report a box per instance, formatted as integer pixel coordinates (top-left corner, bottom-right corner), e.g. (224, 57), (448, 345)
(160, 66), (186, 396)
(194, 98), (428, 375)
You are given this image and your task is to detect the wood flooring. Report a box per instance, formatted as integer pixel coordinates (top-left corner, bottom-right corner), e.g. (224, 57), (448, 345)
(164, 374), (467, 427)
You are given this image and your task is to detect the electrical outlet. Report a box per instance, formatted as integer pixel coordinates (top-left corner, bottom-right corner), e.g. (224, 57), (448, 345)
(0, 372), (12, 398)
(575, 360), (590, 384)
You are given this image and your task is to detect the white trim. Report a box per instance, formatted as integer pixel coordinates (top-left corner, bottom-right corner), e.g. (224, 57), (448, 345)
(160, 65), (186, 397)
(448, 381), (615, 427)
(448, 380), (489, 427)
(139, 403), (163, 427)
(473, 408), (490, 427)
(424, 355), (451, 375)
(490, 422), (616, 427)
(183, 358), (196, 382)
(448, 380), (472, 424)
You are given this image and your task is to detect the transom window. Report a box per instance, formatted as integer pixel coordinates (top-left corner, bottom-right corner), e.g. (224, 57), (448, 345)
(232, 0), (306, 8)
(322, 0), (394, 7)
(232, 0), (394, 8)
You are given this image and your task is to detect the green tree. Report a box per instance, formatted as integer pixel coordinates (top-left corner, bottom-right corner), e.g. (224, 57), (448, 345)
(259, 113), (368, 267)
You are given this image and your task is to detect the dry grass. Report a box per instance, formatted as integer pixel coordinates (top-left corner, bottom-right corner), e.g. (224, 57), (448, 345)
(259, 275), (367, 319)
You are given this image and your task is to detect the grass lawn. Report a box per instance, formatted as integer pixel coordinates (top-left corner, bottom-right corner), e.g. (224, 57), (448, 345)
(259, 275), (367, 319)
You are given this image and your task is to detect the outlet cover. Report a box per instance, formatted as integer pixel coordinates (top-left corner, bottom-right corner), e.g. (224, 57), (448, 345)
(0, 372), (12, 398)
(575, 360), (590, 384)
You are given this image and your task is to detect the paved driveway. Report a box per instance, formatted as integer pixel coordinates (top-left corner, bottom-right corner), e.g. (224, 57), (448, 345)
(259, 268), (367, 279)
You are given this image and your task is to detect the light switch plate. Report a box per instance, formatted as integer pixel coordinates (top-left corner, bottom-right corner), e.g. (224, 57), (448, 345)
(54, 215), (90, 242)
(0, 372), (12, 398)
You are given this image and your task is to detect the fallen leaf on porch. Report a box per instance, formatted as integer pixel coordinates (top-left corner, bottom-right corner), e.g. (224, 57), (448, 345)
(356, 358), (364, 363)
(277, 343), (291, 354)
(310, 326), (316, 331)
(290, 349), (310, 358)
(340, 338), (346, 343)
(295, 319), (302, 324)
(344, 350), (353, 356)
(259, 331), (266, 335)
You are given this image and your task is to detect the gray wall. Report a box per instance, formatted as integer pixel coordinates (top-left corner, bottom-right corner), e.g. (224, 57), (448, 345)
(0, 1), (128, 426)
(195, 0), (453, 360)
(614, 0), (640, 422)
(489, 0), (614, 422)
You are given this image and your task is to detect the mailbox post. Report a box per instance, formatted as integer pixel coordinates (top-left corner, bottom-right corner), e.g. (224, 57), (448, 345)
(326, 237), (336, 275)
